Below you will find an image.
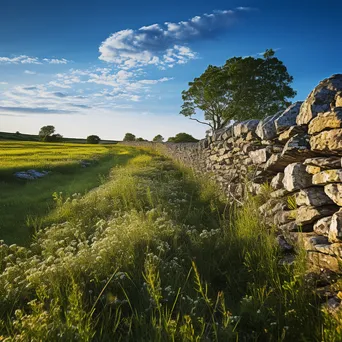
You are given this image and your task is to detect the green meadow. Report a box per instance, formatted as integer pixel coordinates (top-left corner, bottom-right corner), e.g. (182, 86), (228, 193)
(0, 141), (340, 341)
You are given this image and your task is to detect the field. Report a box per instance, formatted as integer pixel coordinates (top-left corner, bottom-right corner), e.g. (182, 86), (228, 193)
(0, 131), (118, 144)
(0, 142), (340, 341)
(0, 141), (138, 245)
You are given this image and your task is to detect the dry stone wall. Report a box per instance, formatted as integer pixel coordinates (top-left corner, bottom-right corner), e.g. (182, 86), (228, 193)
(124, 74), (342, 278)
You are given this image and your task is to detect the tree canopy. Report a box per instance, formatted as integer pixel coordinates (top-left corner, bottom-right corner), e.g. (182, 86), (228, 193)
(167, 133), (199, 143)
(87, 135), (101, 144)
(153, 134), (164, 142)
(180, 49), (296, 130)
(123, 133), (136, 142)
(39, 125), (55, 140)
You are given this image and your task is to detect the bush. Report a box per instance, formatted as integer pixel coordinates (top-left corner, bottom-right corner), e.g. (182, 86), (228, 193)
(43, 134), (63, 142)
(87, 135), (101, 144)
(167, 132), (199, 143)
(123, 133), (136, 142)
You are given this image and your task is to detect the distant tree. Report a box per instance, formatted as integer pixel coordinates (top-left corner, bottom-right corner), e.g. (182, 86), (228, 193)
(123, 133), (136, 141)
(43, 133), (63, 142)
(136, 137), (146, 142)
(15, 131), (20, 135)
(167, 133), (199, 143)
(39, 125), (55, 141)
(87, 135), (101, 144)
(153, 134), (164, 142)
(181, 49), (296, 130)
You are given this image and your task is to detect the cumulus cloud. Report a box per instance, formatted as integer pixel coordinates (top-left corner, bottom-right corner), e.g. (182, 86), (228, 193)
(0, 55), (69, 65)
(24, 70), (37, 74)
(99, 9), (243, 69)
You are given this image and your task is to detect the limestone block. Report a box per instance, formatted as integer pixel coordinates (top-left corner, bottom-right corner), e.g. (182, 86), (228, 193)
(255, 111), (283, 140)
(270, 172), (284, 190)
(306, 251), (340, 273)
(279, 221), (313, 233)
(325, 183), (342, 206)
(310, 128), (342, 153)
(233, 119), (259, 137)
(336, 91), (342, 107)
(295, 205), (338, 225)
(304, 157), (341, 169)
(278, 125), (307, 142)
(306, 165), (321, 175)
(249, 147), (271, 164)
(274, 101), (303, 133)
(283, 163), (312, 191)
(308, 109), (342, 134)
(313, 169), (342, 185)
(297, 74), (342, 125)
(295, 187), (334, 207)
(330, 208), (342, 242)
(314, 216), (332, 236)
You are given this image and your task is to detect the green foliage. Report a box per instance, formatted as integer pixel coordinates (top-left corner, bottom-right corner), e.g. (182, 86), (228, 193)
(87, 135), (101, 144)
(0, 148), (332, 340)
(167, 132), (199, 143)
(181, 49), (296, 130)
(39, 125), (55, 140)
(123, 133), (136, 141)
(136, 137), (146, 142)
(153, 134), (164, 142)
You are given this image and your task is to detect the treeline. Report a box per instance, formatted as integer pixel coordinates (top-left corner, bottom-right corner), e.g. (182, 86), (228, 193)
(123, 132), (199, 143)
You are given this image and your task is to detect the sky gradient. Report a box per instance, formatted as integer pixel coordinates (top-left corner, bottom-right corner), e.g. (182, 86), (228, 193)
(0, 0), (341, 140)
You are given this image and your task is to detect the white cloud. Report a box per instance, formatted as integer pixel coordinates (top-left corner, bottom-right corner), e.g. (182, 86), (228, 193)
(0, 55), (70, 65)
(0, 82), (8, 85)
(99, 9), (242, 69)
(24, 70), (36, 75)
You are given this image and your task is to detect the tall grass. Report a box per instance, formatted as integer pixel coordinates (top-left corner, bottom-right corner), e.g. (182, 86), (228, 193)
(0, 150), (337, 341)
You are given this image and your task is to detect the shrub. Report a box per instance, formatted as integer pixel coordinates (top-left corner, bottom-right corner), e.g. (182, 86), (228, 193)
(87, 135), (101, 144)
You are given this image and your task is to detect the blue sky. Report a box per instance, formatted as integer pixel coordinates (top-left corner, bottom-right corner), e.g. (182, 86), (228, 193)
(0, 0), (341, 140)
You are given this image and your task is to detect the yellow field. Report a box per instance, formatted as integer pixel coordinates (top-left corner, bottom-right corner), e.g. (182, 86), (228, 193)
(0, 141), (115, 173)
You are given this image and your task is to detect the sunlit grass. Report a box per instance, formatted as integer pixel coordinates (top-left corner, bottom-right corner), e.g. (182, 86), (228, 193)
(0, 148), (335, 341)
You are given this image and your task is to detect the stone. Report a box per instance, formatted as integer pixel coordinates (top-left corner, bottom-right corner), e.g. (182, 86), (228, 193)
(278, 125), (307, 142)
(295, 187), (334, 207)
(304, 157), (341, 169)
(307, 251), (340, 273)
(306, 165), (321, 174)
(281, 134), (311, 156)
(270, 172), (284, 190)
(308, 109), (342, 134)
(249, 147), (271, 164)
(279, 221), (313, 233)
(314, 216), (332, 236)
(301, 233), (329, 251)
(274, 209), (296, 225)
(270, 188), (293, 199)
(329, 209), (342, 242)
(282, 163), (312, 191)
(274, 101), (303, 133)
(310, 128), (342, 153)
(314, 243), (342, 258)
(255, 111), (283, 140)
(325, 184), (342, 206)
(297, 74), (342, 125)
(336, 91), (342, 108)
(233, 119), (259, 137)
(295, 205), (339, 225)
(312, 169), (342, 185)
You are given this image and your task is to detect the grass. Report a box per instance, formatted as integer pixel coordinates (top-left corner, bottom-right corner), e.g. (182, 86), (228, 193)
(0, 147), (338, 341)
(0, 141), (140, 245)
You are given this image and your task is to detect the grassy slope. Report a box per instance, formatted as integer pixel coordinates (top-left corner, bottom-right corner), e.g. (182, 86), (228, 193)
(0, 148), (338, 341)
(0, 143), (139, 245)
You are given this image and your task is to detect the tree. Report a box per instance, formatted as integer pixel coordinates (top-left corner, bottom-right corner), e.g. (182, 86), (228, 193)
(153, 134), (164, 142)
(180, 49), (296, 130)
(167, 133), (199, 143)
(87, 135), (101, 144)
(123, 133), (136, 141)
(39, 125), (55, 140)
(136, 137), (146, 142)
